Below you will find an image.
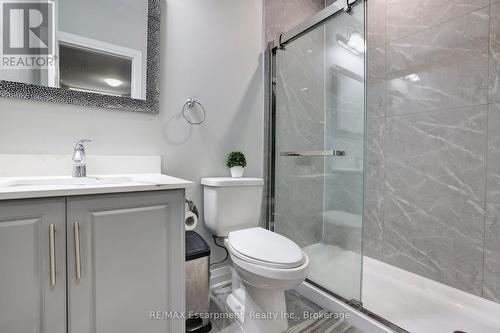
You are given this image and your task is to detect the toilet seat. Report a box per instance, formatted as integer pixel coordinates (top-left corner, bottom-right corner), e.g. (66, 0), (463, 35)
(227, 240), (310, 288)
(227, 227), (305, 269)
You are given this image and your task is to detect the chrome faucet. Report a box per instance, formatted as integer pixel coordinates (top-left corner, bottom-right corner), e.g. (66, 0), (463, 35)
(72, 139), (92, 177)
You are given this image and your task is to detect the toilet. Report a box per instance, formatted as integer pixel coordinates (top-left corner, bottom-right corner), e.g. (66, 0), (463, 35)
(201, 177), (309, 333)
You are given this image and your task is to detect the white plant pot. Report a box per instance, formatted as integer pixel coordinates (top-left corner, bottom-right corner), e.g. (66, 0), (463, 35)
(230, 166), (245, 178)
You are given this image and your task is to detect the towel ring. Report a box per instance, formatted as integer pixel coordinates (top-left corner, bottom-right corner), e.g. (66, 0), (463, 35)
(182, 98), (206, 125)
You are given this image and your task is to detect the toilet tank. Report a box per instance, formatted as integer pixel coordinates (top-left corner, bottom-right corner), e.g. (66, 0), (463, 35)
(201, 177), (264, 237)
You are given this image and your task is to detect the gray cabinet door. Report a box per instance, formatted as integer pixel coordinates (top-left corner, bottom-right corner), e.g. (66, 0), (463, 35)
(0, 198), (66, 333)
(67, 190), (185, 333)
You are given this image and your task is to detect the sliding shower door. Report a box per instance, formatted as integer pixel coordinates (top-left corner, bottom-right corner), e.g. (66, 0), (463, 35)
(271, 1), (365, 302)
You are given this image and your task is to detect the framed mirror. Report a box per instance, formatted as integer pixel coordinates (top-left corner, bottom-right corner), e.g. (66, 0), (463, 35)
(0, 0), (160, 113)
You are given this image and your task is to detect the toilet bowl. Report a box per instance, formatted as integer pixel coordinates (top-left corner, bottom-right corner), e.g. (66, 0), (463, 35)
(224, 227), (309, 333)
(200, 177), (309, 333)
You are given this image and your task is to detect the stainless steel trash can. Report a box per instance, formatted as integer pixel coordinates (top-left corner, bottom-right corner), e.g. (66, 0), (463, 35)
(185, 231), (212, 332)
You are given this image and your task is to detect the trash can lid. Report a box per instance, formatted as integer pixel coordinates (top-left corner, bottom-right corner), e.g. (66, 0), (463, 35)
(186, 231), (211, 261)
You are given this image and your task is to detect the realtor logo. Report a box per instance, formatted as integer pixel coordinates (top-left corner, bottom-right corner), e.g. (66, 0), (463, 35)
(0, 0), (55, 68)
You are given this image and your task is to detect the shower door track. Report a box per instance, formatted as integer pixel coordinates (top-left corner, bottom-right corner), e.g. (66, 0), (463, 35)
(269, 0), (358, 52)
(305, 280), (408, 333)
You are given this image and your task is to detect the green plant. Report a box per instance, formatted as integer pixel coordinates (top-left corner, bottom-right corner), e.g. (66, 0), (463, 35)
(226, 151), (247, 168)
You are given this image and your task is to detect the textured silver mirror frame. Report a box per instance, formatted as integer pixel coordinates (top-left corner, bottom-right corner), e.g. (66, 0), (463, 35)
(0, 0), (160, 114)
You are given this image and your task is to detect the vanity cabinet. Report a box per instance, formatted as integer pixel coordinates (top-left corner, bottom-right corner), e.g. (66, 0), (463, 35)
(0, 198), (67, 333)
(67, 190), (185, 333)
(0, 190), (185, 333)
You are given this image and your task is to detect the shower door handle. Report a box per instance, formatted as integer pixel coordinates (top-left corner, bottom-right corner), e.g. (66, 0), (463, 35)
(280, 150), (346, 157)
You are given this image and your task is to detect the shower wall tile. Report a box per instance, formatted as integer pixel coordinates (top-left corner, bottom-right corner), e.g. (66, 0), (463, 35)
(264, 0), (324, 43)
(263, 0), (327, 229)
(387, 9), (489, 75)
(383, 195), (485, 295)
(386, 9), (489, 116)
(386, 0), (489, 42)
(381, 105), (487, 294)
(384, 106), (487, 204)
(484, 205), (500, 302)
(367, 0), (386, 49)
(323, 206), (363, 252)
(322, 6), (366, 254)
(386, 58), (488, 116)
(361, 0), (500, 304)
(363, 117), (386, 260)
(274, 159), (325, 247)
(324, 5), (365, 183)
(490, 3), (500, 104)
(273, 28), (325, 248)
(266, 0), (500, 304)
(367, 47), (386, 119)
(486, 103), (500, 205)
(275, 34), (325, 150)
(324, 171), (364, 216)
(323, 171), (363, 252)
(484, 103), (500, 301)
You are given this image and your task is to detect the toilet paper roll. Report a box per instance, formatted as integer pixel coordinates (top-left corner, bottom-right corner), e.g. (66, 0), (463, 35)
(185, 211), (198, 231)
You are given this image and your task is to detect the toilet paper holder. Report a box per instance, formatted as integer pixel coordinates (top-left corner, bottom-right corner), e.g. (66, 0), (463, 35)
(185, 199), (198, 217)
(185, 199), (199, 230)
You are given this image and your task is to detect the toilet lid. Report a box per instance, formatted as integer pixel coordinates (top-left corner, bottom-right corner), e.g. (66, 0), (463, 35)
(228, 227), (305, 268)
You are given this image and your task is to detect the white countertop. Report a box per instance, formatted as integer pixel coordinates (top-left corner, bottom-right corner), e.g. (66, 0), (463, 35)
(0, 174), (194, 200)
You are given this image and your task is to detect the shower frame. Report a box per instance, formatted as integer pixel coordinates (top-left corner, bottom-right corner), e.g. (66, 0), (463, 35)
(265, 0), (367, 309)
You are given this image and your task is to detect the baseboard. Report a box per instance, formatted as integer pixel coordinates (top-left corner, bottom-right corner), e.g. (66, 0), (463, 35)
(210, 265), (231, 290)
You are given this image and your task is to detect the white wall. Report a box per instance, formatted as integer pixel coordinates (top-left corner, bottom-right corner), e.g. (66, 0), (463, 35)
(0, 0), (264, 263)
(160, 0), (264, 262)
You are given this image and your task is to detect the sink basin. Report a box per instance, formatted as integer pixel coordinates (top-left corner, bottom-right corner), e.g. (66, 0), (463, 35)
(1, 176), (132, 188)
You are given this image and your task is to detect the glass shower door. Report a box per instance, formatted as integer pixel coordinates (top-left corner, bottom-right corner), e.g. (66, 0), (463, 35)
(272, 2), (365, 302)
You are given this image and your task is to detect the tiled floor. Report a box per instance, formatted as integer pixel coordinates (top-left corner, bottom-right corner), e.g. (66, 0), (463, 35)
(209, 287), (243, 333)
(209, 286), (364, 333)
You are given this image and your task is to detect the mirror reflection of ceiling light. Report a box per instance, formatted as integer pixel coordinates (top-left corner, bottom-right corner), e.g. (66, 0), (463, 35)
(337, 32), (365, 56)
(104, 78), (123, 87)
(404, 73), (421, 82)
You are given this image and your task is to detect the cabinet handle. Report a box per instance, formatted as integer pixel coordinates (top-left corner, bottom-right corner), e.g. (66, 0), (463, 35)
(49, 224), (56, 287)
(73, 222), (81, 281)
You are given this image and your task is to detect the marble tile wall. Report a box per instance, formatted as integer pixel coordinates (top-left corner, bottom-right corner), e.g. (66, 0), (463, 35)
(264, 0), (325, 43)
(323, 2), (365, 255)
(365, 0), (500, 302)
(273, 26), (326, 248)
(263, 0), (326, 235)
(265, 0), (500, 303)
(491, 4), (500, 103)
(385, 0), (488, 42)
(485, 103), (500, 300)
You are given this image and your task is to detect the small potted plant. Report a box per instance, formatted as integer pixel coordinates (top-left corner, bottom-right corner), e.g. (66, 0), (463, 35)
(226, 151), (247, 178)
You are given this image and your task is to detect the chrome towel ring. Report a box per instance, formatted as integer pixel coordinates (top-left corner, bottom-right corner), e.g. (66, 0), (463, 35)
(182, 98), (206, 125)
